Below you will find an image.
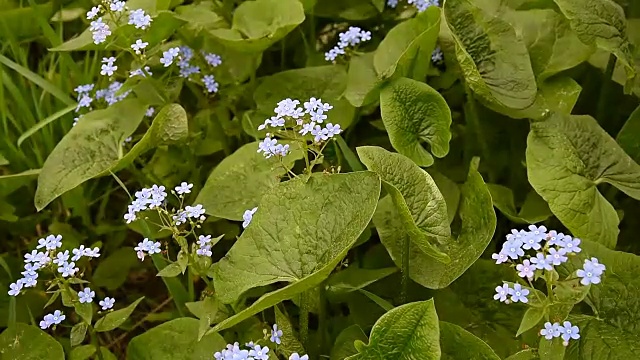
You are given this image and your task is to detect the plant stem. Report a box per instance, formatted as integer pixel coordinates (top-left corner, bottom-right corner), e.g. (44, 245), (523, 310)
(90, 326), (105, 360)
(299, 291), (310, 347)
(596, 54), (617, 122)
(400, 234), (410, 304)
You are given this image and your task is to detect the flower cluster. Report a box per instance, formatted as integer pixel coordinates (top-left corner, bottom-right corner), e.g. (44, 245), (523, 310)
(124, 185), (168, 223)
(387, 0), (440, 12)
(100, 57), (117, 77)
(325, 26), (372, 62)
(540, 321), (580, 346)
(87, 2), (153, 45)
(256, 97), (340, 160)
(8, 234), (116, 330)
(73, 81), (134, 126)
(160, 46), (222, 94)
(492, 225), (606, 347)
(242, 207), (258, 229)
(213, 323), (308, 360)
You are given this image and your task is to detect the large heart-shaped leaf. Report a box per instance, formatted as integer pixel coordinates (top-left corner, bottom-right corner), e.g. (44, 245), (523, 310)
(210, 172), (380, 330)
(379, 77), (452, 167)
(440, 321), (500, 360)
(346, 300), (441, 359)
(195, 142), (301, 221)
(0, 323), (64, 360)
(127, 318), (227, 360)
(254, 65), (355, 129)
(35, 99), (148, 210)
(208, 0), (304, 53)
(357, 146), (451, 262)
(510, 9), (594, 80)
(374, 159), (496, 288)
(527, 113), (640, 248)
(553, 0), (636, 90)
(374, 6), (440, 80)
(443, 0), (537, 109)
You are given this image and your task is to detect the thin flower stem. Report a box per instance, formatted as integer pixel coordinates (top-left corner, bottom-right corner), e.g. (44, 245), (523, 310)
(299, 292), (310, 347)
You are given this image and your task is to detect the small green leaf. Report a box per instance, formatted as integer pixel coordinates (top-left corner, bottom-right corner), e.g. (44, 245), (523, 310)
(505, 349), (538, 360)
(358, 146), (451, 262)
(156, 263), (182, 278)
(616, 104), (640, 163)
(211, 172), (380, 331)
(443, 0), (537, 109)
(208, 0), (304, 53)
(538, 337), (565, 360)
(374, 7), (440, 80)
(70, 322), (88, 347)
(69, 345), (96, 360)
(516, 307), (545, 337)
(74, 300), (93, 325)
(0, 323), (64, 360)
(487, 184), (552, 224)
(527, 113), (640, 248)
(440, 321), (501, 360)
(374, 159), (496, 288)
(312, 0), (383, 20)
(177, 250), (188, 274)
(195, 142), (301, 221)
(94, 296), (144, 332)
(553, 0), (636, 90)
(126, 318), (227, 360)
(34, 99), (148, 210)
(274, 306), (305, 358)
(109, 103), (189, 173)
(330, 325), (368, 360)
(379, 77), (452, 167)
(346, 300), (441, 359)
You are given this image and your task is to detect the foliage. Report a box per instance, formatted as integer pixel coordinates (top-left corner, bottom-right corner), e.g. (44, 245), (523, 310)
(1, 0), (640, 359)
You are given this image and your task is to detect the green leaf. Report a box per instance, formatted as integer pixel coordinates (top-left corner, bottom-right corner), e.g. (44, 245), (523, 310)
(345, 53), (383, 107)
(538, 337), (565, 360)
(326, 266), (398, 299)
(210, 172), (380, 331)
(379, 77), (452, 167)
(195, 142), (301, 221)
(0, 4), (54, 41)
(346, 300), (441, 359)
(94, 296), (144, 332)
(208, 0), (305, 53)
(70, 322), (88, 347)
(374, 159), (496, 288)
(69, 345), (96, 360)
(127, 318), (227, 360)
(17, 105), (77, 146)
(487, 184), (552, 224)
(440, 321), (501, 360)
(74, 300), (93, 325)
(92, 248), (140, 290)
(374, 6), (441, 80)
(553, 0), (636, 90)
(357, 146), (451, 262)
(254, 65), (356, 129)
(516, 307), (545, 337)
(312, 0), (383, 20)
(331, 325), (368, 360)
(0, 169), (40, 197)
(443, 0), (537, 109)
(563, 316), (640, 360)
(34, 99), (148, 210)
(527, 113), (640, 248)
(505, 349), (539, 360)
(616, 104), (640, 163)
(185, 296), (230, 330)
(0, 323), (64, 360)
(510, 9), (594, 80)
(110, 104), (189, 173)
(274, 306), (305, 358)
(157, 263), (182, 278)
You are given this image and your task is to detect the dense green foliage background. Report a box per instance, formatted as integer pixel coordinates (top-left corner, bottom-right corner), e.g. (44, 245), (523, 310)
(1, 0), (640, 359)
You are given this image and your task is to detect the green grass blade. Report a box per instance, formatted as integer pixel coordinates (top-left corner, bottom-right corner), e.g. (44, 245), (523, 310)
(17, 104), (75, 146)
(0, 53), (75, 106)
